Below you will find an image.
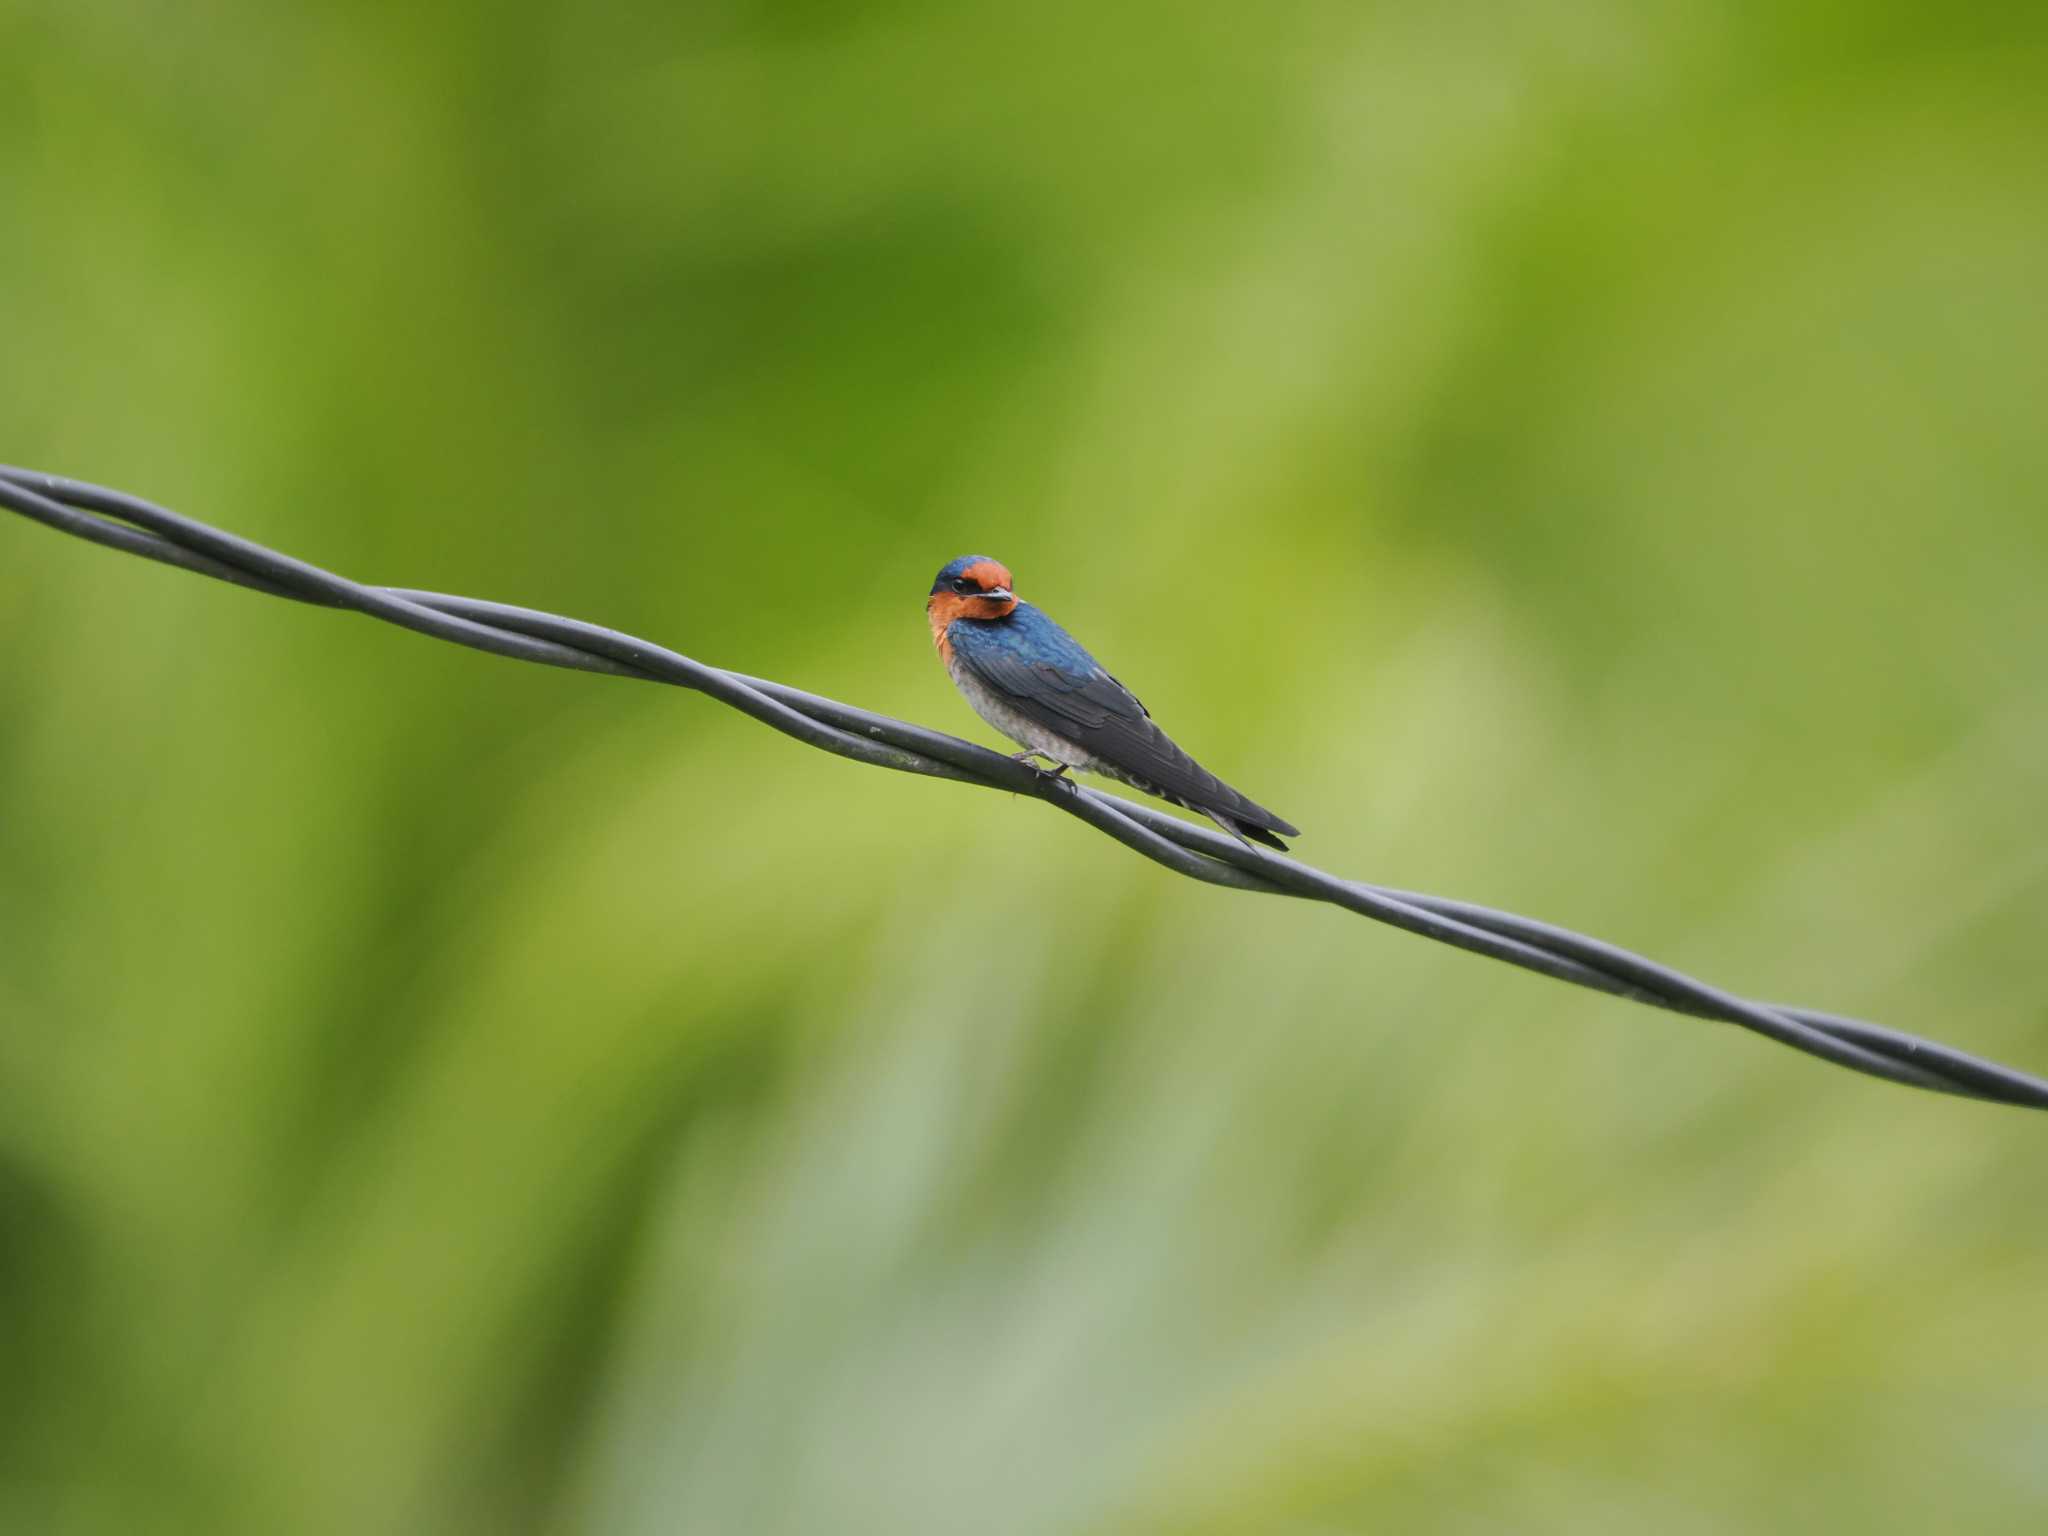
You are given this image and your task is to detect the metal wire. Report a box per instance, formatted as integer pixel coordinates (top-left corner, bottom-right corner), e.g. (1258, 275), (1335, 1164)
(5, 463), (2044, 1112)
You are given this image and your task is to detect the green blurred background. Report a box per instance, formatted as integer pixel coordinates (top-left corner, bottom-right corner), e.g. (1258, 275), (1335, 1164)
(4, 2), (2046, 1531)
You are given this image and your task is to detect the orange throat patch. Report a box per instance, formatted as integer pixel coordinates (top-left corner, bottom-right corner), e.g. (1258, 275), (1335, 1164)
(928, 588), (1017, 664)
(928, 598), (956, 664)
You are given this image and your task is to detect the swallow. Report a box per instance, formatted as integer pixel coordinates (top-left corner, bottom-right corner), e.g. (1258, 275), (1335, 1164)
(927, 555), (1300, 850)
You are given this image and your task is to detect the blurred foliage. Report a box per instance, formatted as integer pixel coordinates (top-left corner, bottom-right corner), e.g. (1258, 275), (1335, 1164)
(3, 1), (2047, 1532)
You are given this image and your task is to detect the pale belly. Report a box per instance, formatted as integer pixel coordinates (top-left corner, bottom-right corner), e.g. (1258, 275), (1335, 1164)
(946, 655), (1105, 772)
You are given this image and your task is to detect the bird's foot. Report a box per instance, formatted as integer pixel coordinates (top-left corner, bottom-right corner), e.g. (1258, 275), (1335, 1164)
(1010, 750), (1072, 783)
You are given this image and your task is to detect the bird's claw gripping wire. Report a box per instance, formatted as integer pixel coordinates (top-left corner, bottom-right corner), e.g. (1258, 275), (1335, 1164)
(1009, 749), (1073, 783)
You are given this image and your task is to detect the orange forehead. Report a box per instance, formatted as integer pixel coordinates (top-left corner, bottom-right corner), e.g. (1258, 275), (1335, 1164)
(962, 559), (1013, 591)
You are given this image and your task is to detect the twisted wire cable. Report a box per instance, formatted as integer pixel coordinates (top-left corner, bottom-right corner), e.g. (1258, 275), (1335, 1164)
(4, 464), (2044, 1111)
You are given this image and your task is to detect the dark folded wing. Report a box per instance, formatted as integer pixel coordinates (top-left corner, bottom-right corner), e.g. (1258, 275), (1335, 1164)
(952, 629), (1299, 839)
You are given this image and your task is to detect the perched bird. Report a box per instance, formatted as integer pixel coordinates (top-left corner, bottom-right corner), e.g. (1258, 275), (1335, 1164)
(927, 555), (1300, 850)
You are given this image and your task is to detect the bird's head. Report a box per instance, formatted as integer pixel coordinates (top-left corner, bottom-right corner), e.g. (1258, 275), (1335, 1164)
(927, 556), (1018, 635)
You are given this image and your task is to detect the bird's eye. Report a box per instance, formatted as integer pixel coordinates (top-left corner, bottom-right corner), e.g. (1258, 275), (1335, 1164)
(951, 577), (979, 594)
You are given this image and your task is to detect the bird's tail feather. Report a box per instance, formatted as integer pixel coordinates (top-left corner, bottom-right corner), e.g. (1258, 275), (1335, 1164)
(1202, 807), (1292, 853)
